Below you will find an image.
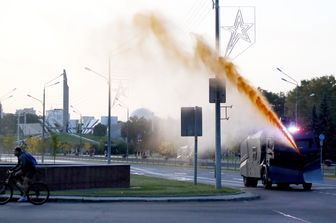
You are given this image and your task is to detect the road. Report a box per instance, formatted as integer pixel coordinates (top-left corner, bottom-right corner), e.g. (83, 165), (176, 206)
(0, 189), (335, 223)
(1, 156), (336, 222)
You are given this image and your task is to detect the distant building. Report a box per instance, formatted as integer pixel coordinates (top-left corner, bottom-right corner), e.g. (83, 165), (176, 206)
(81, 116), (98, 134)
(69, 116), (98, 134)
(18, 123), (42, 137)
(100, 116), (120, 138)
(16, 108), (36, 115)
(46, 109), (64, 132)
(68, 119), (79, 133)
(46, 109), (63, 124)
(101, 116), (118, 125)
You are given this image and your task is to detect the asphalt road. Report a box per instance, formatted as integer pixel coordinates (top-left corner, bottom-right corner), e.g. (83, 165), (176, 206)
(0, 191), (335, 223)
(1, 157), (336, 223)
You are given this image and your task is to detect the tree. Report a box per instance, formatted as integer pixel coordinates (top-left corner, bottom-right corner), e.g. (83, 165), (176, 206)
(25, 136), (43, 154)
(0, 135), (16, 154)
(59, 142), (72, 155)
(258, 88), (286, 118)
(318, 94), (336, 160)
(93, 123), (107, 137)
(50, 134), (60, 164)
(158, 141), (177, 159)
(26, 113), (40, 123)
(262, 75), (336, 160)
(121, 117), (152, 156)
(286, 75), (336, 128)
(82, 142), (92, 155)
(111, 139), (128, 155)
(0, 114), (16, 135)
(0, 113), (40, 136)
(309, 105), (318, 135)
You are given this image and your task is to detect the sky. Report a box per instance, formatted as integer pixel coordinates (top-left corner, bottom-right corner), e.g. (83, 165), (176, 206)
(1, 0), (336, 123)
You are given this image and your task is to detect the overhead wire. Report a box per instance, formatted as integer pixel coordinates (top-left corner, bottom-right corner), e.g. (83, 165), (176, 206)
(184, 0), (211, 32)
(181, 0), (207, 29)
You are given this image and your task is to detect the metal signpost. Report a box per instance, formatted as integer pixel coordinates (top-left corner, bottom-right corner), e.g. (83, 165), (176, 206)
(319, 133), (325, 169)
(209, 78), (226, 189)
(181, 106), (202, 185)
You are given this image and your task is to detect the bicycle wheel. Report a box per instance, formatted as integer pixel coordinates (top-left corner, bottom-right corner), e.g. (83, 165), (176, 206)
(0, 183), (13, 205)
(27, 183), (50, 205)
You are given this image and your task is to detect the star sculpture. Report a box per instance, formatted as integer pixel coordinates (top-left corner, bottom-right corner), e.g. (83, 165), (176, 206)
(222, 9), (253, 57)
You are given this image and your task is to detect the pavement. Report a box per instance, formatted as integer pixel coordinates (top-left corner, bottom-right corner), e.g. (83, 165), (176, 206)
(46, 191), (259, 203)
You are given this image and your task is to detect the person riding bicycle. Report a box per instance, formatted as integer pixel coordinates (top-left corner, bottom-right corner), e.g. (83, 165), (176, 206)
(8, 147), (37, 202)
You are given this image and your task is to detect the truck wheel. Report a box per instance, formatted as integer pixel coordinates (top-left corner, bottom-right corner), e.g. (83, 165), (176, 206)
(243, 177), (250, 187)
(243, 177), (258, 187)
(250, 179), (258, 187)
(262, 169), (272, 189)
(303, 183), (312, 191)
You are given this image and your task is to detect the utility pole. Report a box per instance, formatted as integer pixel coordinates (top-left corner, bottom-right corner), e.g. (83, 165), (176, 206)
(84, 59), (119, 165)
(214, 0), (222, 189)
(17, 112), (20, 143)
(42, 87), (46, 163)
(107, 56), (112, 164)
(277, 68), (299, 125)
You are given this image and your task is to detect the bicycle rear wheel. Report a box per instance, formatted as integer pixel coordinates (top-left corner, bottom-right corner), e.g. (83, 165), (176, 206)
(0, 183), (13, 205)
(27, 183), (50, 205)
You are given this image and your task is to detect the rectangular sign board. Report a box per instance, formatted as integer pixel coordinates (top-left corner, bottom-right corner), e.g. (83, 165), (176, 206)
(181, 107), (202, 136)
(209, 78), (226, 103)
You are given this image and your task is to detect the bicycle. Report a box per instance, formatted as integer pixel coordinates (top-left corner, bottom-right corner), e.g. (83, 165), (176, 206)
(0, 170), (50, 205)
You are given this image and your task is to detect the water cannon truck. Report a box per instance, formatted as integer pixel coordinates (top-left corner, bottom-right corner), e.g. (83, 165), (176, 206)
(239, 128), (322, 190)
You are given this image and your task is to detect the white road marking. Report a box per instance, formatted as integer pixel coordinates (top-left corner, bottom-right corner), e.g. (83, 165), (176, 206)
(174, 172), (188, 175)
(273, 210), (312, 223)
(317, 191), (336, 196)
(131, 167), (243, 186)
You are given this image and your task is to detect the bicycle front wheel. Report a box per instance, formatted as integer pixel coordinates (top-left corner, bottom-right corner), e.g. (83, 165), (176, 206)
(0, 182), (13, 205)
(27, 183), (50, 205)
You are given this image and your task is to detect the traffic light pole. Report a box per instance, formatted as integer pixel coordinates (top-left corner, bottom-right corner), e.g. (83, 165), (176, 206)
(215, 0), (222, 189)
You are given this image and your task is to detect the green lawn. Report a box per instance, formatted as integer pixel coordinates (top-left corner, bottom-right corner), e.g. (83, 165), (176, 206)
(52, 174), (239, 197)
(57, 133), (100, 145)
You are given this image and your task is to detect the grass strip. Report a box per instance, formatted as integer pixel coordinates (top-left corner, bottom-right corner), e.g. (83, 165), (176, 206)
(52, 174), (239, 197)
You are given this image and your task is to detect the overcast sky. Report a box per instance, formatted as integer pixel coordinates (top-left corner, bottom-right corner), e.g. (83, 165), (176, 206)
(1, 0), (335, 121)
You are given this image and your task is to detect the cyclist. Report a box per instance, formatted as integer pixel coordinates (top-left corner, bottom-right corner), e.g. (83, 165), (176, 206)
(9, 147), (37, 202)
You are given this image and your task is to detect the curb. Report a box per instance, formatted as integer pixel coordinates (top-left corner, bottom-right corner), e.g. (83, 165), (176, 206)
(48, 192), (260, 203)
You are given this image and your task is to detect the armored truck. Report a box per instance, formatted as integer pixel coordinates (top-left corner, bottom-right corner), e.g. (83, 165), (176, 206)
(240, 130), (321, 190)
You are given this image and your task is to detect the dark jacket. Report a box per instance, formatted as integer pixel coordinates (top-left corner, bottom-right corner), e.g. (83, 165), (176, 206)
(11, 152), (36, 173)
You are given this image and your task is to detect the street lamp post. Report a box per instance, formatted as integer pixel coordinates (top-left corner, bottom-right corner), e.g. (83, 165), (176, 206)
(28, 81), (59, 163)
(0, 95), (13, 119)
(27, 93), (43, 150)
(277, 68), (299, 125)
(85, 59), (112, 164)
(42, 81), (60, 163)
(108, 60), (112, 164)
(0, 88), (16, 119)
